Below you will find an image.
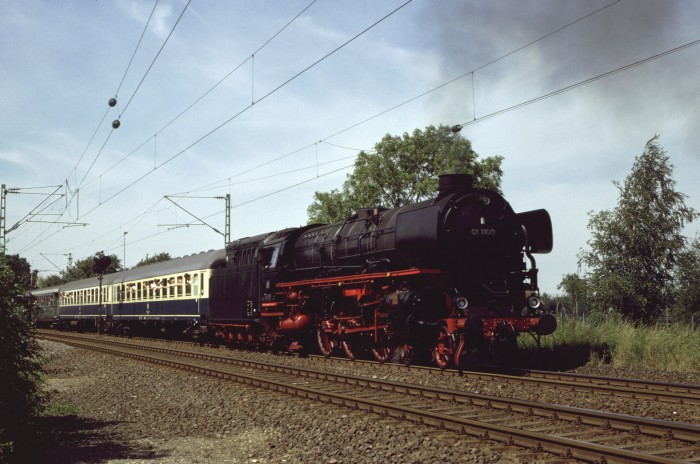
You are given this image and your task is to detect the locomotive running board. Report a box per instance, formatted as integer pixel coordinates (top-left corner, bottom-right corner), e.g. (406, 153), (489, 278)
(276, 268), (444, 288)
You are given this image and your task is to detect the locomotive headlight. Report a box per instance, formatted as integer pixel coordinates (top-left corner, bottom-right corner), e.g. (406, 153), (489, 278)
(454, 297), (469, 310)
(527, 296), (542, 309)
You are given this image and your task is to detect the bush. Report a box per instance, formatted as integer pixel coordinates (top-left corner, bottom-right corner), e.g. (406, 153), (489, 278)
(0, 255), (46, 459)
(523, 316), (700, 373)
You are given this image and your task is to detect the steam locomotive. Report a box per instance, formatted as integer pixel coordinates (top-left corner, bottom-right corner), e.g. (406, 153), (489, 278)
(33, 174), (554, 368)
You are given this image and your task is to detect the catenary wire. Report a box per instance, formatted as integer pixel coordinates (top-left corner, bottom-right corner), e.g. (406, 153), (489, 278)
(22, 2), (689, 266)
(78, 0), (319, 191)
(72, 0), (192, 195)
(114, 0), (160, 98)
(76, 0), (413, 219)
(47, 34), (700, 262)
(180, 0), (623, 192)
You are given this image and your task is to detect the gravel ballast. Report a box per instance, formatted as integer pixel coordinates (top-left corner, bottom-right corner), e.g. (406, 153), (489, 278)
(27, 338), (700, 463)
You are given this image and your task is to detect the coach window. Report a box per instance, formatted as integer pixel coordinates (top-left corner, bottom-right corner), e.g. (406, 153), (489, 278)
(185, 274), (192, 296)
(176, 276), (183, 297)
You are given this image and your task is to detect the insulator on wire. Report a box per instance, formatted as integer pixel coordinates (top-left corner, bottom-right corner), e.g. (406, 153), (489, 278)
(112, 119), (121, 129)
(108, 97), (117, 107)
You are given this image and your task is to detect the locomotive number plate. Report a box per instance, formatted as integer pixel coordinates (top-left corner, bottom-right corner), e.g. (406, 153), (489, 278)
(471, 228), (496, 236)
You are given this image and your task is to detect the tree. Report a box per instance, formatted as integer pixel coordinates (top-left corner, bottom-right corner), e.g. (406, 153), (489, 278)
(135, 252), (172, 268)
(0, 254), (45, 455)
(579, 136), (697, 323)
(674, 234), (700, 320)
(38, 273), (65, 288)
(4, 254), (33, 290)
(62, 251), (122, 283)
(557, 273), (589, 318)
(307, 124), (503, 223)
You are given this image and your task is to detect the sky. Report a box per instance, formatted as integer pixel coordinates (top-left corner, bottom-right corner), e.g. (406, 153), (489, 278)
(1, 0), (698, 295)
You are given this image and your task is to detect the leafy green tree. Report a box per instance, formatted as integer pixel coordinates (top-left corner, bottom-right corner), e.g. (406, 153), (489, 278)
(62, 251), (121, 282)
(557, 273), (589, 317)
(0, 254), (45, 455)
(4, 254), (33, 290)
(135, 252), (172, 268)
(308, 124), (503, 223)
(674, 234), (700, 320)
(37, 273), (65, 288)
(579, 136), (697, 323)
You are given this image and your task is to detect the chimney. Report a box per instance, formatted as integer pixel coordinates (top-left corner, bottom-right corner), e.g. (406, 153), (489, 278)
(438, 174), (473, 197)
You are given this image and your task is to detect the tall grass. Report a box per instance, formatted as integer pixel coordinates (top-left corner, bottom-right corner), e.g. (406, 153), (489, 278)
(523, 317), (700, 373)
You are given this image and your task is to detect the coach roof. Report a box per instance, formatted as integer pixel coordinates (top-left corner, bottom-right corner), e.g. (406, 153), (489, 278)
(59, 249), (226, 291)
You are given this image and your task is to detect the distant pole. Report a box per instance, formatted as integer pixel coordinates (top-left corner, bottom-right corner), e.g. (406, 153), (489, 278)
(225, 194), (231, 245)
(123, 231), (128, 268)
(1, 184), (6, 253)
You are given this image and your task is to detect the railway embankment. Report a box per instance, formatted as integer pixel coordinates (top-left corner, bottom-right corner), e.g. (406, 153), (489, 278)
(17, 338), (700, 463)
(22, 340), (505, 463)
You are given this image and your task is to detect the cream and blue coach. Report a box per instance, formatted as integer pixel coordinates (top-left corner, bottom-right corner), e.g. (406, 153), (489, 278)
(31, 286), (60, 328)
(57, 249), (225, 335)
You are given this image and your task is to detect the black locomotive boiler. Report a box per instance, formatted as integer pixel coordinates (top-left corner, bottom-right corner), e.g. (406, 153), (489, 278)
(208, 174), (554, 367)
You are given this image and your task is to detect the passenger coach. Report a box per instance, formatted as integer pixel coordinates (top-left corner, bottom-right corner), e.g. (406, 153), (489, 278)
(32, 286), (60, 328)
(56, 249), (225, 335)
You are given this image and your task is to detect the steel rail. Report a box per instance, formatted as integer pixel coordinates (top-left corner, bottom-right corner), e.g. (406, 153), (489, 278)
(39, 330), (697, 404)
(311, 354), (700, 406)
(41, 332), (700, 463)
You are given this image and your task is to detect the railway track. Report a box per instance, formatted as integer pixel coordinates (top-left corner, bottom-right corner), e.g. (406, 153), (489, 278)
(313, 355), (700, 406)
(38, 330), (699, 406)
(40, 331), (700, 463)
